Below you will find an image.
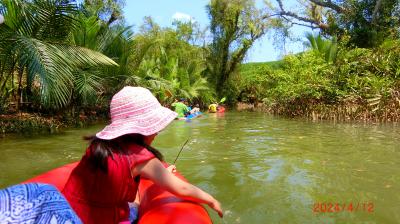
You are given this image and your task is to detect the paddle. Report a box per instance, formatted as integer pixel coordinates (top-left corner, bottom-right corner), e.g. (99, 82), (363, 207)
(219, 97), (226, 104)
(173, 139), (190, 165)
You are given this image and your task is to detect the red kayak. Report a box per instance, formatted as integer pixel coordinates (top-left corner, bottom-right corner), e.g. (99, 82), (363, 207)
(138, 173), (212, 224)
(23, 162), (79, 192)
(24, 162), (212, 224)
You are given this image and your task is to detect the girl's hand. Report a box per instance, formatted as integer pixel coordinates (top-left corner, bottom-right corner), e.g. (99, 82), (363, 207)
(209, 199), (223, 218)
(136, 159), (223, 218)
(166, 165), (176, 173)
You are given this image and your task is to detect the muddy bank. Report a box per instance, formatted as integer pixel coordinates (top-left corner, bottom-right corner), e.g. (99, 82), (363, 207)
(0, 111), (107, 135)
(236, 98), (400, 123)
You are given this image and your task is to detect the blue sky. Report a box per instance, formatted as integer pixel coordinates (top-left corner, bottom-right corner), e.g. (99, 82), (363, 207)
(123, 0), (311, 62)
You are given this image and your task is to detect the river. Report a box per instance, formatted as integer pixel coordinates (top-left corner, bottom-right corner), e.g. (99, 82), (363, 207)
(1, 112), (399, 223)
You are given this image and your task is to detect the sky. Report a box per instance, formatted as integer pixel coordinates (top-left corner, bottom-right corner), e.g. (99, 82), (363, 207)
(123, 0), (311, 62)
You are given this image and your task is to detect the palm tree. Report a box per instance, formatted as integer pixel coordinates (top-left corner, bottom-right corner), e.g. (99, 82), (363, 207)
(123, 23), (214, 104)
(0, 0), (117, 111)
(69, 12), (131, 107)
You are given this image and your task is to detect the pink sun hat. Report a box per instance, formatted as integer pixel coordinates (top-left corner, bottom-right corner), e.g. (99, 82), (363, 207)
(96, 86), (177, 140)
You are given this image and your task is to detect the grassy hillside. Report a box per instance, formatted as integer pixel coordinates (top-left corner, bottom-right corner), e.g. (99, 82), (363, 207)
(240, 60), (284, 73)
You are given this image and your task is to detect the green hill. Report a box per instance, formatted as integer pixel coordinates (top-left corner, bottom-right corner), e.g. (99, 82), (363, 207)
(239, 60), (284, 77)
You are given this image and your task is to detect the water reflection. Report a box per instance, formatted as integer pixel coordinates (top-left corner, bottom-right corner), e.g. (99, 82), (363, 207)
(1, 112), (399, 223)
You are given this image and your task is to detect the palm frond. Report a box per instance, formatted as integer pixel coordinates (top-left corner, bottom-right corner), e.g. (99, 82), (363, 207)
(305, 32), (317, 50)
(54, 45), (118, 68)
(305, 32), (338, 63)
(13, 36), (117, 108)
(31, 0), (77, 41)
(185, 77), (210, 98)
(15, 36), (73, 108)
(2, 0), (77, 40)
(325, 36), (338, 63)
(74, 70), (103, 106)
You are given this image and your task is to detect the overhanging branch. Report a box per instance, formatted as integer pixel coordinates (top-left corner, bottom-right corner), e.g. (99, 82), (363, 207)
(308, 0), (345, 13)
(276, 0), (330, 29)
(281, 16), (320, 29)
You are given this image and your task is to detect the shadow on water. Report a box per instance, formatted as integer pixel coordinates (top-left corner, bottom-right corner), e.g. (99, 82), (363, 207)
(1, 111), (399, 223)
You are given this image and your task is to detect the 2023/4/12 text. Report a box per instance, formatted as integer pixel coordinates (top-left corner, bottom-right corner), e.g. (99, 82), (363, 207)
(313, 202), (374, 213)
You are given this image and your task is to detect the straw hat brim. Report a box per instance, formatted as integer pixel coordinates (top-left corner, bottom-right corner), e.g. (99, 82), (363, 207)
(96, 106), (177, 140)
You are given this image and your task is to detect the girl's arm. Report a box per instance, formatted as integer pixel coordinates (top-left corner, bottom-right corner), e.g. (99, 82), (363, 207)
(133, 158), (223, 217)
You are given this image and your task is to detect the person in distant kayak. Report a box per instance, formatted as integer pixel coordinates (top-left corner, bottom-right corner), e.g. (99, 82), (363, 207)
(62, 87), (223, 224)
(208, 103), (218, 113)
(171, 98), (189, 118)
(190, 104), (200, 114)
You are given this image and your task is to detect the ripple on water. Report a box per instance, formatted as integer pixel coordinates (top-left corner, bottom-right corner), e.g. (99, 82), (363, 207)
(287, 167), (314, 189)
(246, 158), (285, 183)
(2, 112), (400, 224)
(192, 164), (216, 180)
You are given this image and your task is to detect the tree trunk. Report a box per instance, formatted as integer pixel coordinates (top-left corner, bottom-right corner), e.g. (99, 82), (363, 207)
(372, 0), (383, 24)
(16, 66), (24, 112)
(0, 62), (15, 99)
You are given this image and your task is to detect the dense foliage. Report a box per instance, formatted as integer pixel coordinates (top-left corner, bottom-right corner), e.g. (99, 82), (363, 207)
(238, 40), (400, 120)
(0, 0), (118, 113)
(124, 18), (213, 106)
(273, 0), (400, 48)
(0, 0), (399, 130)
(0, 0), (215, 117)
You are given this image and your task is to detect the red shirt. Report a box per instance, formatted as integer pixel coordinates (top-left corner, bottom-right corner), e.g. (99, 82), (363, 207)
(62, 143), (155, 224)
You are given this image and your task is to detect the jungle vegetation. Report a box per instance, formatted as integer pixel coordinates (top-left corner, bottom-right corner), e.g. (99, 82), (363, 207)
(235, 0), (399, 121)
(0, 0), (399, 132)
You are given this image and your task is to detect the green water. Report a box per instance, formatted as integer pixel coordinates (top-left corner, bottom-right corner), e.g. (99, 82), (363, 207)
(1, 112), (399, 223)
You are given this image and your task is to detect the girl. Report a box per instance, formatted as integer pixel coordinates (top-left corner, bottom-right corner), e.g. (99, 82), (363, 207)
(62, 86), (223, 223)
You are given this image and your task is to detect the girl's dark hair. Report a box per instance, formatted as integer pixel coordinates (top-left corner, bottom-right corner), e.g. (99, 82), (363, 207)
(83, 134), (164, 172)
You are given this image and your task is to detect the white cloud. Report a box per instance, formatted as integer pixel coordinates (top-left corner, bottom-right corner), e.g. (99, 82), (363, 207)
(172, 12), (194, 22)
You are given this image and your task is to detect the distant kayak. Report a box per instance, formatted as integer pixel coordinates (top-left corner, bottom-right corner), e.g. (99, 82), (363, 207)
(176, 111), (203, 121)
(209, 106), (225, 113)
(23, 162), (212, 224)
(185, 111), (203, 119)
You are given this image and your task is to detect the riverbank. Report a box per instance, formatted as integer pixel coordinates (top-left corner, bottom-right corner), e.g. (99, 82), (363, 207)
(234, 41), (400, 124)
(236, 97), (400, 123)
(0, 111), (107, 135)
(2, 98), (399, 135)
